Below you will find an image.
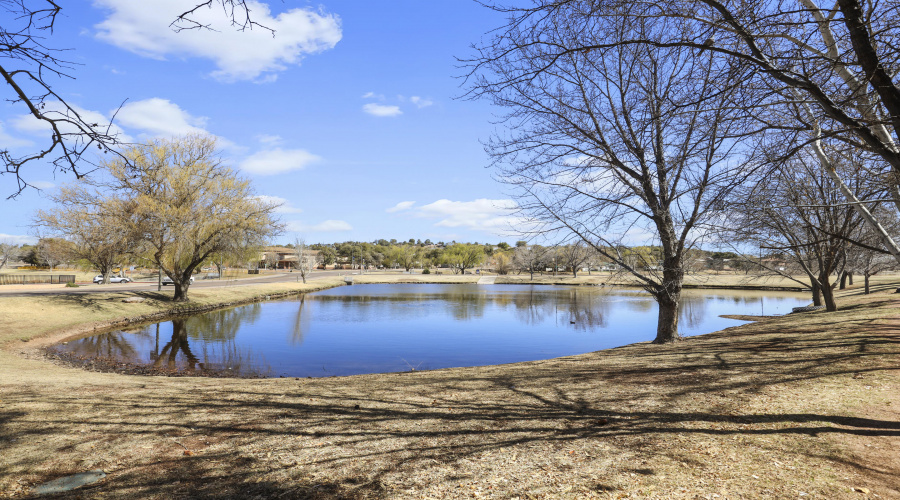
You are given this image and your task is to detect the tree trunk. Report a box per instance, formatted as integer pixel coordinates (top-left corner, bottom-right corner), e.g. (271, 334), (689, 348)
(811, 281), (823, 306)
(819, 272), (838, 312)
(840, 271), (848, 289)
(572, 269), (577, 278)
(173, 282), (188, 302)
(848, 272), (853, 285)
(653, 291), (681, 343)
(864, 273), (871, 294)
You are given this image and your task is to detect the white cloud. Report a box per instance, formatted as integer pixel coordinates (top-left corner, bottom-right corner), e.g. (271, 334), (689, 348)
(10, 101), (132, 143)
(386, 201), (415, 213)
(362, 91), (384, 100)
(0, 233), (37, 245)
(255, 134), (283, 146)
(251, 195), (302, 214)
(410, 96), (433, 109)
(362, 103), (402, 117)
(0, 121), (34, 149)
(288, 219), (353, 232)
(93, 0), (342, 82)
(240, 148), (321, 175)
(116, 98), (209, 138)
(30, 181), (56, 190)
(8, 98), (231, 149)
(415, 198), (522, 234)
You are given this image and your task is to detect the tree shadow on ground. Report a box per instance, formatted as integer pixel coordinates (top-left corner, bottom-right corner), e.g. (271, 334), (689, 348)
(2, 296), (899, 498)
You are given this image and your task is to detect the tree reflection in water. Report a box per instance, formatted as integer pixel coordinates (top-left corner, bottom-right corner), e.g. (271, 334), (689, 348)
(678, 294), (709, 330)
(290, 295), (310, 346)
(310, 287), (614, 329)
(58, 330), (139, 359)
(55, 303), (272, 377)
(151, 319), (201, 370)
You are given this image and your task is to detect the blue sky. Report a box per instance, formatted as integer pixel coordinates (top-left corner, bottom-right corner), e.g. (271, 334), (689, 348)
(1, 1), (527, 246)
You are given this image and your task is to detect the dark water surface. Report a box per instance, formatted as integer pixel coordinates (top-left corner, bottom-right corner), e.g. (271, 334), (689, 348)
(50, 284), (810, 377)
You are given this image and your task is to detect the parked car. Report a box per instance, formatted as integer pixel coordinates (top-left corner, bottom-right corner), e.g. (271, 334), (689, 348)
(161, 275), (195, 286)
(93, 275), (132, 284)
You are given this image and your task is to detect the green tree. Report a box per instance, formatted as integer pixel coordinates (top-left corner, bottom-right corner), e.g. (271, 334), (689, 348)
(394, 244), (421, 272)
(444, 243), (485, 274)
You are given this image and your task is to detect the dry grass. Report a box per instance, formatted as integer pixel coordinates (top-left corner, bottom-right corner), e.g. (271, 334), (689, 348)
(496, 271), (900, 291)
(0, 279), (898, 498)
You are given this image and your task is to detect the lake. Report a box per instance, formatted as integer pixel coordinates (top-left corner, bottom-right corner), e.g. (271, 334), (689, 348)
(49, 284), (811, 377)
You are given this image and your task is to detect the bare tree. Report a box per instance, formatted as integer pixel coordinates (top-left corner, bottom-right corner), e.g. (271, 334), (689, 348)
(472, 0), (900, 269)
(474, 0), (900, 189)
(558, 242), (591, 278)
(293, 238), (313, 284)
(470, 11), (751, 342)
(263, 251), (278, 270)
(0, 0), (125, 196)
(726, 152), (871, 310)
(0, 240), (18, 269)
(513, 244), (549, 280)
(845, 208), (900, 293)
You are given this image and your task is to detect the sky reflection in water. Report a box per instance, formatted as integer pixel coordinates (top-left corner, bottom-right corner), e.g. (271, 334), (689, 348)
(51, 284), (810, 377)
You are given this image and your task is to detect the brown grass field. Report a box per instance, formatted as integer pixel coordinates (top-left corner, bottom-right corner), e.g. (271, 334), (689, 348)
(0, 275), (898, 498)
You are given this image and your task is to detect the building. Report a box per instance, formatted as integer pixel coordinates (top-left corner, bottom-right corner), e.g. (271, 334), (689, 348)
(259, 247), (320, 270)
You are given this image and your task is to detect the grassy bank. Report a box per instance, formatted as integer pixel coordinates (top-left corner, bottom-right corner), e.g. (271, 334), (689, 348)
(495, 271), (900, 291)
(1, 279), (898, 498)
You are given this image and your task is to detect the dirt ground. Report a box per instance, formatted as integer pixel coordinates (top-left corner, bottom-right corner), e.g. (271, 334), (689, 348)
(1, 278), (898, 499)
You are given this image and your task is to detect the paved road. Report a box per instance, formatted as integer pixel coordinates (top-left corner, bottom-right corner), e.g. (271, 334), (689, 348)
(0, 270), (351, 296)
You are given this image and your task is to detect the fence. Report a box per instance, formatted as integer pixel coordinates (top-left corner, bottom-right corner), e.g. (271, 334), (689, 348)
(0, 274), (76, 285)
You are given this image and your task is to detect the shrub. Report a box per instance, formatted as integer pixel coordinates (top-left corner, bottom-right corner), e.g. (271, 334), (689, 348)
(65, 282), (80, 288)
(422, 268), (431, 274)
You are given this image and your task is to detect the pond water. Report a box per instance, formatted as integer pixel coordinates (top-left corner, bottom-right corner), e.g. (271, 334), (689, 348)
(49, 284), (810, 378)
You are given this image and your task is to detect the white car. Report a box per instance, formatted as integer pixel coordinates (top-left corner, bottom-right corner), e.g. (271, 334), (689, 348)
(161, 275), (196, 286)
(93, 275), (132, 284)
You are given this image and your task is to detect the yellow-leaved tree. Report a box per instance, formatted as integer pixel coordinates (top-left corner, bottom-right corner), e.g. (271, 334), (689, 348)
(105, 135), (282, 301)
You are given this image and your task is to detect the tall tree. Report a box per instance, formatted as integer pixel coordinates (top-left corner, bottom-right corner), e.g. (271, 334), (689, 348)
(104, 135), (281, 301)
(470, 10), (750, 342)
(474, 0), (900, 261)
